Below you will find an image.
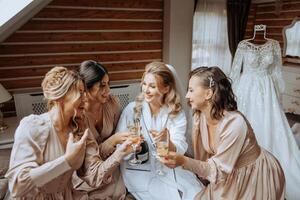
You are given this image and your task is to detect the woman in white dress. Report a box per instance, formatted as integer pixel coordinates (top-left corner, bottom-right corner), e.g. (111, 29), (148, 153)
(5, 66), (133, 199)
(230, 38), (300, 200)
(116, 62), (203, 200)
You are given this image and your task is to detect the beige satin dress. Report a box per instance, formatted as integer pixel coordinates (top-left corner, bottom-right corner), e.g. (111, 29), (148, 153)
(183, 111), (286, 200)
(6, 108), (124, 199)
(73, 95), (126, 200)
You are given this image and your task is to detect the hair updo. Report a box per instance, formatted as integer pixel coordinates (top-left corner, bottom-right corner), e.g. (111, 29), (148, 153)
(41, 66), (82, 110)
(79, 60), (108, 90)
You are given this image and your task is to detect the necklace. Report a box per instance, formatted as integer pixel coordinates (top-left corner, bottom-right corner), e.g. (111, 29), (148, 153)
(90, 106), (103, 124)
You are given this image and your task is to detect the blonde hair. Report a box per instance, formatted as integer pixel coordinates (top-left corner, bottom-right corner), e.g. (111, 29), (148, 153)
(134, 62), (182, 120)
(42, 66), (82, 110)
(41, 66), (83, 135)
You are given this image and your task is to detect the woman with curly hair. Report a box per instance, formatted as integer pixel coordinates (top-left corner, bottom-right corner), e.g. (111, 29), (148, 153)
(160, 66), (286, 200)
(116, 62), (203, 200)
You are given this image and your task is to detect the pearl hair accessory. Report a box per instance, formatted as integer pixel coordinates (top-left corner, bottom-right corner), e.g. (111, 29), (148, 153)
(208, 76), (215, 88)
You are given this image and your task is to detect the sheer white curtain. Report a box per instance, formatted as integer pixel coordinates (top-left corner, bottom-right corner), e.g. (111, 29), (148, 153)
(191, 0), (232, 75)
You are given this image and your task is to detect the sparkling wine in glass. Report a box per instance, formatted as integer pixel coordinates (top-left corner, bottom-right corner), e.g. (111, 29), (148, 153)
(154, 129), (169, 176)
(127, 118), (142, 166)
(156, 141), (169, 157)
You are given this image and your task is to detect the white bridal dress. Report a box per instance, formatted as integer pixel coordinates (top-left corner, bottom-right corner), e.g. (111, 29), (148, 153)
(230, 38), (300, 200)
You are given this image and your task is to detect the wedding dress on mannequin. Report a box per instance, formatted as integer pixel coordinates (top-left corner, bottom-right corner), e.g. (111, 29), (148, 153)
(230, 35), (300, 200)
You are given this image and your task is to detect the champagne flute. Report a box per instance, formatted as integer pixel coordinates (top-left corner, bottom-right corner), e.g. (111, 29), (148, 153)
(127, 118), (142, 166)
(156, 140), (169, 157)
(151, 129), (169, 176)
(149, 130), (158, 157)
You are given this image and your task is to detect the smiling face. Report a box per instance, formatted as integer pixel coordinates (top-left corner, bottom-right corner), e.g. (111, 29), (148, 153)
(87, 74), (110, 104)
(61, 81), (86, 119)
(142, 73), (168, 106)
(186, 75), (212, 111)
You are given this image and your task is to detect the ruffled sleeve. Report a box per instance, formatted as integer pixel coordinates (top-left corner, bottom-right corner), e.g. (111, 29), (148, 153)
(271, 40), (285, 99)
(5, 114), (71, 198)
(229, 41), (245, 90)
(183, 113), (247, 184)
(77, 130), (123, 188)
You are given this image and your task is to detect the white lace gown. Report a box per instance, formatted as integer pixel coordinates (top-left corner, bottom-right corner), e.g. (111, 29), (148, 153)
(230, 39), (300, 200)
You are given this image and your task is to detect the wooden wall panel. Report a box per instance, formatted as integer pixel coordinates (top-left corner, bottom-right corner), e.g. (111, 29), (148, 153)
(256, 1), (300, 12)
(5, 32), (162, 42)
(48, 0), (163, 9)
(20, 21), (162, 31)
(0, 62), (149, 79)
(0, 0), (163, 116)
(0, 52), (162, 67)
(0, 42), (162, 54)
(36, 8), (163, 19)
(245, 0), (300, 46)
(0, 0), (163, 89)
(1, 71), (145, 90)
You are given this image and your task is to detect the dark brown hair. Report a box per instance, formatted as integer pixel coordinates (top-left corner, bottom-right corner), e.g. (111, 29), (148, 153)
(190, 66), (237, 120)
(79, 60), (108, 90)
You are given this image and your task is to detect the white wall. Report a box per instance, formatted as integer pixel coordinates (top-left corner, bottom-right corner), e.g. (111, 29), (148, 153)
(163, 0), (195, 156)
(0, 0), (33, 26)
(0, 0), (52, 42)
(163, 0), (194, 90)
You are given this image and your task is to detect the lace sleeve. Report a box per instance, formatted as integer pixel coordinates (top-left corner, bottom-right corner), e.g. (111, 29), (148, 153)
(229, 42), (244, 89)
(271, 40), (285, 99)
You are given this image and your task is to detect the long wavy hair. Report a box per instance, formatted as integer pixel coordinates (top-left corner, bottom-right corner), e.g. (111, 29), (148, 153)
(190, 66), (237, 120)
(134, 62), (182, 120)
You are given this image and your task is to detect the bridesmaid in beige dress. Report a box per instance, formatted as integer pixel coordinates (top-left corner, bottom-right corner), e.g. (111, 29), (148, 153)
(73, 60), (133, 199)
(5, 66), (134, 199)
(160, 66), (286, 200)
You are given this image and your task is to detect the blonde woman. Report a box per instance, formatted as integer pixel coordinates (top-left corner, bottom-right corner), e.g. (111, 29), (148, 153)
(116, 62), (203, 200)
(5, 67), (133, 199)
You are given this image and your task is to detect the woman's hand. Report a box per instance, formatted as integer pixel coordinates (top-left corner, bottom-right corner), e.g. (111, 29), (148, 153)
(65, 129), (89, 170)
(115, 138), (138, 157)
(158, 151), (186, 169)
(150, 128), (176, 152)
(110, 132), (134, 146)
(150, 128), (169, 144)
